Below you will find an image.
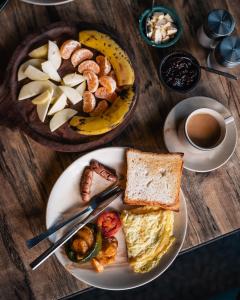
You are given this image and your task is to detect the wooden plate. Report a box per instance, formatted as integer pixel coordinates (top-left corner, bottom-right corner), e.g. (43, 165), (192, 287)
(0, 22), (138, 152)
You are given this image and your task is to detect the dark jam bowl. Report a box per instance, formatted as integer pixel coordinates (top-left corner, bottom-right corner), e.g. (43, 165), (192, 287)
(159, 51), (201, 93)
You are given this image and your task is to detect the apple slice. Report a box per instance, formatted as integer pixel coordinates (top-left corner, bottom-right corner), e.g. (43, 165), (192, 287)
(49, 108), (77, 132)
(18, 80), (56, 101)
(24, 65), (49, 81)
(32, 88), (54, 105)
(18, 58), (45, 81)
(29, 44), (48, 58)
(41, 60), (61, 82)
(48, 41), (61, 70)
(37, 97), (51, 122)
(59, 86), (82, 105)
(76, 80), (86, 96)
(62, 73), (85, 87)
(48, 93), (67, 115)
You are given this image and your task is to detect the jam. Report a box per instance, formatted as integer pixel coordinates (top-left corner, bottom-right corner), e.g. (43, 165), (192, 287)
(161, 55), (199, 91)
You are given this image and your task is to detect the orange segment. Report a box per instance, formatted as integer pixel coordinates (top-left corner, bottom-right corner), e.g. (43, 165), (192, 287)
(83, 91), (96, 113)
(96, 55), (111, 76)
(71, 48), (94, 67)
(95, 87), (117, 103)
(83, 70), (99, 93)
(91, 100), (109, 116)
(60, 40), (81, 60)
(99, 75), (117, 93)
(78, 60), (100, 74)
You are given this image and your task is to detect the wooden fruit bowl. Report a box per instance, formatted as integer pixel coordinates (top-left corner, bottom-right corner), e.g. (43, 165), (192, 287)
(0, 22), (138, 152)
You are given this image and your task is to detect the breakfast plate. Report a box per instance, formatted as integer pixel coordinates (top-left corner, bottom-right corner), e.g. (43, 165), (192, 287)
(0, 22), (138, 152)
(46, 147), (187, 290)
(163, 96), (237, 172)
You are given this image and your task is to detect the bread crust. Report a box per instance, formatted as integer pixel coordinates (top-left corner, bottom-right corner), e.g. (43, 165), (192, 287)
(124, 148), (183, 211)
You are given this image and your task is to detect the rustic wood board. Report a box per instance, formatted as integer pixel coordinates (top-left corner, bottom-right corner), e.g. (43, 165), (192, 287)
(0, 0), (239, 299)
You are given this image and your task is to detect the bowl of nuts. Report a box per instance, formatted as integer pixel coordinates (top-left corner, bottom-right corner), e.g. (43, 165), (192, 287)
(139, 6), (182, 48)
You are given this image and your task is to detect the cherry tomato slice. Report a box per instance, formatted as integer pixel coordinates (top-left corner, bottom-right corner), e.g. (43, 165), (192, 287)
(97, 211), (121, 237)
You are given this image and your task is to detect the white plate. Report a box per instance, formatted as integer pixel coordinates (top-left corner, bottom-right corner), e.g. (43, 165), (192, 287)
(21, 0), (73, 5)
(164, 96), (238, 173)
(46, 147), (187, 290)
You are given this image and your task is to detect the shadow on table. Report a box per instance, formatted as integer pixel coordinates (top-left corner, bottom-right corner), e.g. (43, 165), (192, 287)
(64, 229), (240, 300)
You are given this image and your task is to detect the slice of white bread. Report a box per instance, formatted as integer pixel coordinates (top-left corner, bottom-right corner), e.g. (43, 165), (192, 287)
(124, 149), (183, 211)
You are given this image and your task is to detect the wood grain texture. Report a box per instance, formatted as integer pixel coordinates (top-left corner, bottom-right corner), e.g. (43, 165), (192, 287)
(0, 0), (239, 299)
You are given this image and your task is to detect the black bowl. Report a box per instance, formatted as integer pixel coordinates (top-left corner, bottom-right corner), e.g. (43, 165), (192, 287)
(159, 51), (201, 93)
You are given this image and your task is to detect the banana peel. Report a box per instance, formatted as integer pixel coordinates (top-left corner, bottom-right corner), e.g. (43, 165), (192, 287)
(70, 87), (135, 135)
(79, 30), (135, 87)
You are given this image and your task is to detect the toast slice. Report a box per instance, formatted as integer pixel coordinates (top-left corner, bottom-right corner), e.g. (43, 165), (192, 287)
(124, 149), (183, 211)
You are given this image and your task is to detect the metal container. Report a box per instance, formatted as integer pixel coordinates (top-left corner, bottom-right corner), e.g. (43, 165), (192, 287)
(197, 9), (235, 49)
(207, 36), (240, 70)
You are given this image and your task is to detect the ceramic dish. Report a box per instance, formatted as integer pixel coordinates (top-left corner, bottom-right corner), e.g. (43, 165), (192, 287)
(46, 147), (188, 290)
(0, 22), (138, 152)
(163, 96), (237, 172)
(139, 6), (182, 48)
(21, 0), (73, 5)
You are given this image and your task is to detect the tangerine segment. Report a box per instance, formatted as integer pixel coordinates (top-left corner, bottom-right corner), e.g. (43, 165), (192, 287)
(95, 87), (117, 103)
(83, 70), (99, 93)
(83, 91), (96, 113)
(71, 48), (94, 67)
(78, 60), (100, 74)
(91, 100), (109, 116)
(99, 76), (116, 93)
(60, 40), (81, 60)
(96, 55), (111, 76)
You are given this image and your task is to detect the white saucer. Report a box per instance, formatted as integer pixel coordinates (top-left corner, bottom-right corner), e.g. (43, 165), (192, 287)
(163, 96), (237, 172)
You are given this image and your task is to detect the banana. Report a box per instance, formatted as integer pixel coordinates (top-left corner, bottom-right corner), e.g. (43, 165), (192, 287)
(79, 30), (135, 87)
(69, 87), (135, 135)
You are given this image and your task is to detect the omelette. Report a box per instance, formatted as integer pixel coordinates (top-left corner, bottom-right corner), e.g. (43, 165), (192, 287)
(121, 206), (175, 273)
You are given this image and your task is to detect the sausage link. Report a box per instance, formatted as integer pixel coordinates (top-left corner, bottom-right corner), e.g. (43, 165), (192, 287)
(90, 160), (118, 182)
(80, 167), (93, 202)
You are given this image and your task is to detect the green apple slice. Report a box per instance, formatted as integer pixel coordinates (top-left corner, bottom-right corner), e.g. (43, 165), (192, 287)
(32, 88), (53, 105)
(18, 80), (56, 101)
(59, 86), (82, 105)
(48, 41), (61, 70)
(18, 58), (45, 81)
(37, 97), (51, 122)
(29, 44), (48, 58)
(63, 73), (85, 87)
(41, 60), (61, 82)
(48, 93), (67, 115)
(24, 65), (49, 81)
(76, 80), (86, 96)
(49, 108), (77, 132)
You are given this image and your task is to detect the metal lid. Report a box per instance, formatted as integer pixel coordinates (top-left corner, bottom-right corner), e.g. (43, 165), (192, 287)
(215, 36), (240, 65)
(204, 9), (235, 39)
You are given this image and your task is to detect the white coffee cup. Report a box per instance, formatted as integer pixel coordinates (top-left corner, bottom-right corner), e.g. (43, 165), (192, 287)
(178, 108), (234, 153)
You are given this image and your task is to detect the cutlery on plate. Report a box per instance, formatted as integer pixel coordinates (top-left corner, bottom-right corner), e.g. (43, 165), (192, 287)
(29, 186), (123, 270)
(26, 184), (121, 249)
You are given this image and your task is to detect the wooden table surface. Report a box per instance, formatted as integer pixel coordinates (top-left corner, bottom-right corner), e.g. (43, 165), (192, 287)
(0, 0), (240, 299)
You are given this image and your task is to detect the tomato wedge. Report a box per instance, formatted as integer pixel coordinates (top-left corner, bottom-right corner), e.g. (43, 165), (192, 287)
(97, 211), (121, 237)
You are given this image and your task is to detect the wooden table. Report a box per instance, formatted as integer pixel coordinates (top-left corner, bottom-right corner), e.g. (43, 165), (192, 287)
(0, 0), (240, 299)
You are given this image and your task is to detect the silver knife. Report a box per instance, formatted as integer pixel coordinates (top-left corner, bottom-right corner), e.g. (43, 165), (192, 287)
(26, 184), (121, 249)
(30, 186), (123, 270)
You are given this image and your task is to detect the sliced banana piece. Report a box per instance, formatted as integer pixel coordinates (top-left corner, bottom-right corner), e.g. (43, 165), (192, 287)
(59, 86), (82, 105)
(24, 65), (49, 81)
(48, 41), (61, 70)
(18, 80), (56, 101)
(18, 58), (45, 81)
(48, 93), (67, 115)
(32, 88), (53, 105)
(41, 60), (61, 82)
(29, 44), (48, 58)
(49, 108), (77, 132)
(62, 73), (85, 87)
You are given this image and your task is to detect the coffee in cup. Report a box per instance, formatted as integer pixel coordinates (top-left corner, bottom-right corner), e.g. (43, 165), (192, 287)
(178, 108), (234, 152)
